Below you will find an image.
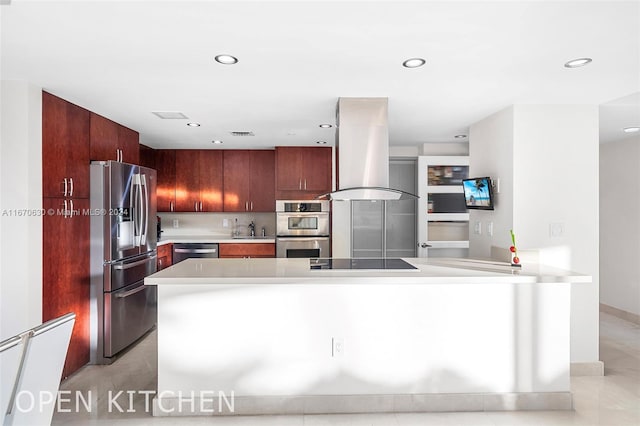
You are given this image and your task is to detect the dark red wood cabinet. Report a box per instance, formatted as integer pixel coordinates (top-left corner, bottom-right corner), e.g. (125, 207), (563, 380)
(155, 149), (176, 212)
(41, 195), (90, 378)
(42, 92), (90, 199)
(139, 144), (156, 170)
(275, 147), (331, 200)
(90, 112), (139, 164)
(223, 150), (275, 212)
(175, 150), (223, 212)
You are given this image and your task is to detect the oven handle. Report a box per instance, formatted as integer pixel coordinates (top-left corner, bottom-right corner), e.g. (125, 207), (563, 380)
(115, 285), (147, 299)
(276, 237), (330, 242)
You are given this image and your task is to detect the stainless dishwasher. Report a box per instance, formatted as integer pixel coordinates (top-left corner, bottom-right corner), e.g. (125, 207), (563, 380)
(172, 243), (219, 263)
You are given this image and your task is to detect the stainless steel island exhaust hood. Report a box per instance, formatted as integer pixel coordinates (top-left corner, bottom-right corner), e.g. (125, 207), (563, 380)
(320, 97), (418, 201)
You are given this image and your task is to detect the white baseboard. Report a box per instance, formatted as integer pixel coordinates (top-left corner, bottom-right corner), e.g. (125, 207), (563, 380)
(152, 392), (573, 416)
(600, 303), (640, 326)
(570, 361), (605, 376)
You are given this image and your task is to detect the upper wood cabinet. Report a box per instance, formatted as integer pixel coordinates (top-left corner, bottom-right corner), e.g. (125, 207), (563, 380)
(275, 147), (332, 199)
(90, 112), (139, 164)
(118, 125), (140, 165)
(155, 150), (176, 212)
(175, 150), (223, 212)
(139, 144), (156, 170)
(42, 92), (90, 199)
(223, 150), (275, 212)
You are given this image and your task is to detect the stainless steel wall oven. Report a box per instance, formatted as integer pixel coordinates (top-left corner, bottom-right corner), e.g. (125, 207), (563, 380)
(276, 200), (330, 258)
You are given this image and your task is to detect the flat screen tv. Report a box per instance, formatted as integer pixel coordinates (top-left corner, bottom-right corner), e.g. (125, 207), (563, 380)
(462, 177), (494, 210)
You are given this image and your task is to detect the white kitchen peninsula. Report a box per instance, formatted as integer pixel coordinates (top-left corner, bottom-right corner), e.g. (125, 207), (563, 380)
(144, 257), (590, 416)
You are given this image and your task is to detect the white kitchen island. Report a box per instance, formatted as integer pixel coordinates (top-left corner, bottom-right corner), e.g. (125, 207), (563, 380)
(144, 257), (590, 416)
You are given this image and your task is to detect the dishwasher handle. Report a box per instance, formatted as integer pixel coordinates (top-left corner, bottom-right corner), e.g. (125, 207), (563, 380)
(173, 248), (218, 254)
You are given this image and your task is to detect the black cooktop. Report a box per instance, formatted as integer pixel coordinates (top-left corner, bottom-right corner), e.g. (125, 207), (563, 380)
(310, 258), (417, 270)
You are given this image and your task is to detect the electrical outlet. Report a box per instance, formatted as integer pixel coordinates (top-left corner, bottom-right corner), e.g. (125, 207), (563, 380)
(332, 338), (344, 357)
(222, 219), (229, 228)
(474, 221), (482, 235)
(487, 221), (494, 236)
(550, 222), (564, 238)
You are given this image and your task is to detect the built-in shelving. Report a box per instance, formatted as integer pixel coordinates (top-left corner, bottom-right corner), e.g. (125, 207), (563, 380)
(418, 156), (470, 258)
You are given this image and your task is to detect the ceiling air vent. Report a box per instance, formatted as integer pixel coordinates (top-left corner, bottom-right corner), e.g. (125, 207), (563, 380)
(152, 111), (189, 119)
(230, 131), (255, 137)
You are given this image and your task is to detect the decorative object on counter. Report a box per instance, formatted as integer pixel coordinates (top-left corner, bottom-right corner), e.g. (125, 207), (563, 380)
(510, 229), (521, 267)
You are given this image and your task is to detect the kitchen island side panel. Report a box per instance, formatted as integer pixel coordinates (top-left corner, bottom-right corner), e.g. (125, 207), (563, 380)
(156, 281), (570, 397)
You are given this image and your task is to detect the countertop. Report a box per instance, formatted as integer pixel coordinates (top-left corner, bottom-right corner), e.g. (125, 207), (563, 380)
(144, 257), (591, 286)
(157, 235), (276, 245)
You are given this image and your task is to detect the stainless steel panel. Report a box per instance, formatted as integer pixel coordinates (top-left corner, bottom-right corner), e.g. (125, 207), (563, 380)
(172, 243), (219, 263)
(336, 98), (389, 189)
(106, 161), (139, 261)
(351, 200), (384, 258)
(104, 281), (157, 358)
(276, 212), (330, 236)
(275, 200), (330, 212)
(276, 236), (330, 258)
(105, 252), (157, 292)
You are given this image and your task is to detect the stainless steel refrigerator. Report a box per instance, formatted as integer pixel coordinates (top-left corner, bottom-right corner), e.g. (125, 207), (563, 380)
(89, 161), (158, 364)
(351, 159), (417, 258)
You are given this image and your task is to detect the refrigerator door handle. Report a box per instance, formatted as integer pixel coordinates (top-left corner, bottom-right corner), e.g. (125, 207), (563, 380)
(132, 174), (142, 246)
(140, 174), (148, 245)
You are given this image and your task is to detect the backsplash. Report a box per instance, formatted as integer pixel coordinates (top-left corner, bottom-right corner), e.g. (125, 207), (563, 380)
(158, 212), (276, 238)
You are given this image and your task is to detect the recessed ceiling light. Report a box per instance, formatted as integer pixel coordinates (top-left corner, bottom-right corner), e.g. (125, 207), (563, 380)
(623, 126), (640, 133)
(402, 58), (426, 68)
(215, 54), (238, 65)
(564, 58), (592, 68)
(316, 141), (327, 144)
(212, 140), (223, 144)
(454, 134), (467, 139)
(186, 122), (201, 127)
(319, 124), (333, 128)
(152, 111), (188, 119)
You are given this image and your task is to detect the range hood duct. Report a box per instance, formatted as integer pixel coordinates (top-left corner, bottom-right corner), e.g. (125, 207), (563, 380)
(322, 97), (418, 201)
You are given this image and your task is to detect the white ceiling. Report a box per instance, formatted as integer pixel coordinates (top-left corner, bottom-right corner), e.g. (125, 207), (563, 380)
(2, 1), (639, 149)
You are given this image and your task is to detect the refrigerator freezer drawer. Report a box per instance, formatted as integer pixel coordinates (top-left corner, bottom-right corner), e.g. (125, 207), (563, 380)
(103, 281), (157, 358)
(105, 253), (157, 292)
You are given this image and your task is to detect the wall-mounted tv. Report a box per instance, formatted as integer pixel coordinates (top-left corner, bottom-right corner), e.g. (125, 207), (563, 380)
(462, 177), (494, 210)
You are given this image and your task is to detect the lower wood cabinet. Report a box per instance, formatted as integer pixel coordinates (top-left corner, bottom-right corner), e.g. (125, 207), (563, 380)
(157, 243), (173, 271)
(42, 197), (90, 379)
(219, 243), (275, 258)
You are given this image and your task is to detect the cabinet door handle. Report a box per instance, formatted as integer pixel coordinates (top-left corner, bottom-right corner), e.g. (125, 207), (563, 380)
(69, 177), (74, 197)
(62, 178), (68, 196)
(245, 201), (248, 211)
(120, 149), (124, 162)
(250, 201), (253, 211)
(63, 199), (68, 219)
(304, 179), (307, 190)
(200, 201), (203, 211)
(70, 199), (74, 217)
(194, 202), (198, 212)
(170, 201), (174, 212)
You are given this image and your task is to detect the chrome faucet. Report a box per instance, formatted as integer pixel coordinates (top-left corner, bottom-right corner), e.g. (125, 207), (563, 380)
(248, 221), (256, 237)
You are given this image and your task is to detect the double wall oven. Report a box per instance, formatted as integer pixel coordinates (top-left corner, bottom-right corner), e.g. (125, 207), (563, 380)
(276, 200), (330, 258)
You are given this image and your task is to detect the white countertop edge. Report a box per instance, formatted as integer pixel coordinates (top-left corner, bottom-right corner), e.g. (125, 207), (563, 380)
(158, 236), (276, 245)
(144, 257), (592, 286)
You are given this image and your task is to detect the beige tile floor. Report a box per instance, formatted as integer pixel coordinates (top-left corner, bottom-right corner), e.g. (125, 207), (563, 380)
(53, 311), (640, 425)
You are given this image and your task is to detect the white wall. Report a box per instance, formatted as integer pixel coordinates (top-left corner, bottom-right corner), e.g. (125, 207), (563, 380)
(469, 104), (600, 364)
(422, 142), (469, 156)
(600, 135), (640, 316)
(468, 106), (514, 259)
(0, 81), (43, 339)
